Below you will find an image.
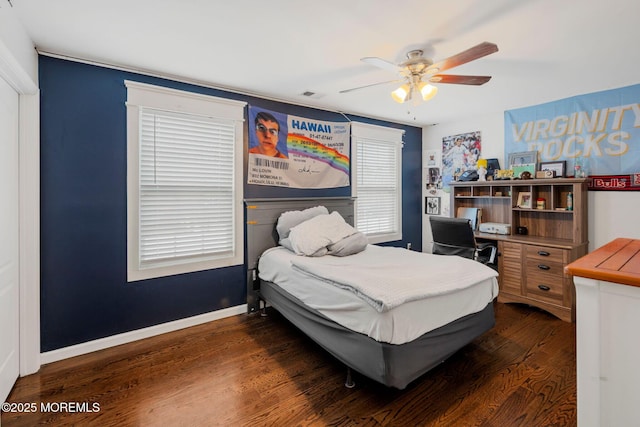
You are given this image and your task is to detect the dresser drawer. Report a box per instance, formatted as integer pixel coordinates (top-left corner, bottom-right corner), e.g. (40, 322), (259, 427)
(525, 245), (566, 262)
(525, 259), (564, 305)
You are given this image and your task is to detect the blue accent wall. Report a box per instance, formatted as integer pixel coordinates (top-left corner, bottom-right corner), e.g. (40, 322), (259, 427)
(39, 56), (422, 351)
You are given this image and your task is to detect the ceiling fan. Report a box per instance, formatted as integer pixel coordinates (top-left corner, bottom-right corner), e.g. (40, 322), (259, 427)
(340, 42), (499, 103)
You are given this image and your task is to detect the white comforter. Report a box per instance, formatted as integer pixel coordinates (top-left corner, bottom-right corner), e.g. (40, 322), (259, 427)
(258, 245), (499, 344)
(290, 244), (498, 312)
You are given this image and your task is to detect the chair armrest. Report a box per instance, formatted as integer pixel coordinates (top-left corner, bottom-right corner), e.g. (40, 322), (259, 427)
(476, 242), (497, 264)
(477, 242), (494, 250)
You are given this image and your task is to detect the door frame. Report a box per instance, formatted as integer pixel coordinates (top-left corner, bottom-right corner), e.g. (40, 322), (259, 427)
(0, 41), (40, 376)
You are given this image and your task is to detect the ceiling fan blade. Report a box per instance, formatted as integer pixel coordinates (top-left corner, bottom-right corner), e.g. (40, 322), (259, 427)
(360, 57), (400, 73)
(429, 74), (492, 85)
(339, 79), (402, 94)
(428, 42), (498, 74)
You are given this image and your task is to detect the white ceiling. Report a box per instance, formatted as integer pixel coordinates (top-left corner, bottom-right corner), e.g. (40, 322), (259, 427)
(10, 0), (639, 127)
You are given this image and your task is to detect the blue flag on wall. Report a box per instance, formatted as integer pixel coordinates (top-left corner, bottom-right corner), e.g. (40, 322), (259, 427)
(505, 84), (640, 190)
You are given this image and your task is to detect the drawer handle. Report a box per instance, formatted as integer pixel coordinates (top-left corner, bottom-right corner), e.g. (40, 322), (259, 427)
(537, 264), (551, 270)
(538, 251), (550, 256)
(538, 285), (551, 291)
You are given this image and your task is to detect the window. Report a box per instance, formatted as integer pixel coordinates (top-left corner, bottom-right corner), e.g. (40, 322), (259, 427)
(126, 81), (246, 281)
(351, 122), (404, 244)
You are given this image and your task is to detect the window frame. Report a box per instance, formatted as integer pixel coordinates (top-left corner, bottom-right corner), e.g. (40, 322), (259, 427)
(125, 81), (246, 282)
(351, 122), (404, 244)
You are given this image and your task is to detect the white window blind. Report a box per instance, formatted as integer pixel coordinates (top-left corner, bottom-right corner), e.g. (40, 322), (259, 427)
(139, 109), (235, 266)
(126, 81), (245, 281)
(351, 122), (404, 244)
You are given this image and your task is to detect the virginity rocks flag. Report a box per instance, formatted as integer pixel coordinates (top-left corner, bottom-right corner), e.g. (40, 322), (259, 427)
(505, 84), (640, 190)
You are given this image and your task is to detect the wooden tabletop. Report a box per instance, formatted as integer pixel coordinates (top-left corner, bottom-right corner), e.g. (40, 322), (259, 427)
(565, 238), (640, 288)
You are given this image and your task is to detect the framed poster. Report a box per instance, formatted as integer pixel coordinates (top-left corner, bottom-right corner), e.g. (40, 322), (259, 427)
(425, 196), (441, 215)
(516, 192), (532, 209)
(540, 161), (566, 178)
(442, 131), (481, 182)
(425, 149), (440, 167)
(508, 151), (538, 169)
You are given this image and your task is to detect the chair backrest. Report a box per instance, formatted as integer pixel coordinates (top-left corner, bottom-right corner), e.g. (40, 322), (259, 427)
(456, 207), (481, 231)
(429, 216), (477, 259)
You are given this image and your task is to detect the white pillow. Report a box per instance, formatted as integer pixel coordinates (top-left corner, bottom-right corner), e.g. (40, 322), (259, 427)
(276, 206), (329, 241)
(288, 211), (357, 256)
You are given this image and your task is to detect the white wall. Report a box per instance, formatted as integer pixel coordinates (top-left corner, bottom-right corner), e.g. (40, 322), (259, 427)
(0, 6), (38, 86)
(0, 7), (40, 376)
(588, 190), (640, 249)
(422, 112), (640, 253)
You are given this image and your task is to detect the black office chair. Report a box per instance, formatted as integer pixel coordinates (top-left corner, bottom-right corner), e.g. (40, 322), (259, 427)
(429, 216), (497, 266)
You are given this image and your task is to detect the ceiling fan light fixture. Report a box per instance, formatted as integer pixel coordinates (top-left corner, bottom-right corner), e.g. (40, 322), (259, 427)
(345, 42), (497, 104)
(391, 84), (411, 103)
(419, 82), (438, 101)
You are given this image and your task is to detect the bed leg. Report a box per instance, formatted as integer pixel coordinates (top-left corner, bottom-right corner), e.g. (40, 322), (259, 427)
(344, 367), (356, 389)
(260, 299), (268, 317)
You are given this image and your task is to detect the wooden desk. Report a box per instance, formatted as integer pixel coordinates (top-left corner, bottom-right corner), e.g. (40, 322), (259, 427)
(450, 179), (589, 321)
(566, 238), (640, 427)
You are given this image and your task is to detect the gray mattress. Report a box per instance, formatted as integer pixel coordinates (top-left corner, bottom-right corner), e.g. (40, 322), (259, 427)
(260, 279), (495, 390)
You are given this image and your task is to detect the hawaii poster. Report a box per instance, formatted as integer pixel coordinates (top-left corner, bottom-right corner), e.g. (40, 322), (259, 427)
(247, 106), (350, 188)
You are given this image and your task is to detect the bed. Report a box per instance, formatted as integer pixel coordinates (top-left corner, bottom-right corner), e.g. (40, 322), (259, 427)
(245, 198), (499, 389)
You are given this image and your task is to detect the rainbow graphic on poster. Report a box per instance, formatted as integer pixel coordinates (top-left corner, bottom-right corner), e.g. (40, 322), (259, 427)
(287, 133), (350, 175)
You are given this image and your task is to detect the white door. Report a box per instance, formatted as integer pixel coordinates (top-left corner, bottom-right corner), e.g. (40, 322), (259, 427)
(0, 76), (20, 402)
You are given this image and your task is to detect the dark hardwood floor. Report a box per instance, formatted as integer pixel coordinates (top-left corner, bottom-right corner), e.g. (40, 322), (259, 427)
(2, 302), (576, 426)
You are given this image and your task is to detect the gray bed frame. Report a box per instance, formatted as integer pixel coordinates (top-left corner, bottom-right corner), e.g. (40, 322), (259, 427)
(245, 197), (495, 389)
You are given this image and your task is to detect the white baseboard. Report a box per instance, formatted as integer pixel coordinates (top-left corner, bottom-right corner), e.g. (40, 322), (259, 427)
(40, 304), (247, 365)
